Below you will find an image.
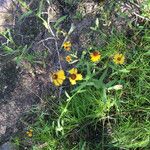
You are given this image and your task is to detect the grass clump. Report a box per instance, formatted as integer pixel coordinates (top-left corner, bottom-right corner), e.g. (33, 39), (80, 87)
(12, 26), (149, 149)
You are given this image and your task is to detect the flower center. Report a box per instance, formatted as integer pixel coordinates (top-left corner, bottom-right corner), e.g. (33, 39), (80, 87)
(70, 74), (77, 80)
(52, 74), (58, 80)
(93, 51), (99, 56)
(66, 56), (71, 61)
(117, 57), (121, 61)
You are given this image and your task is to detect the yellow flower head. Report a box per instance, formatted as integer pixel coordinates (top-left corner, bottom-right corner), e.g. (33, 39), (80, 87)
(26, 129), (33, 137)
(90, 51), (101, 62)
(69, 68), (83, 85)
(66, 55), (72, 63)
(63, 41), (72, 51)
(113, 53), (125, 64)
(51, 70), (66, 86)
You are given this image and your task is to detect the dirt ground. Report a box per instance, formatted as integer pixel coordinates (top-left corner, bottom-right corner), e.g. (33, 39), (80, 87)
(0, 0), (40, 144)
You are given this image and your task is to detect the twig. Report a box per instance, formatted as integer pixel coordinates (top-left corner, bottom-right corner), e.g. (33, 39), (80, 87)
(133, 12), (150, 22)
(47, 6), (62, 69)
(36, 142), (48, 149)
(58, 86), (63, 103)
(128, 1), (140, 9)
(37, 37), (56, 44)
(0, 51), (18, 56)
(26, 86), (44, 104)
(42, 41), (52, 55)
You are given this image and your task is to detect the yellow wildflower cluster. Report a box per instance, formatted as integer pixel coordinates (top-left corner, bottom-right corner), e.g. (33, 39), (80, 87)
(26, 129), (33, 137)
(51, 41), (125, 87)
(63, 41), (72, 63)
(51, 68), (82, 86)
(90, 51), (125, 64)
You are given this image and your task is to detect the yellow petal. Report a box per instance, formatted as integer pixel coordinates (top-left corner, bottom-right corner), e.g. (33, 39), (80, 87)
(53, 80), (60, 86)
(63, 41), (71, 47)
(57, 70), (64, 76)
(53, 79), (64, 86)
(57, 70), (66, 80)
(69, 78), (76, 85)
(76, 74), (83, 80)
(57, 79), (64, 85)
(69, 68), (77, 74)
(28, 133), (32, 137)
(64, 46), (71, 51)
(90, 55), (100, 62)
(66, 56), (72, 62)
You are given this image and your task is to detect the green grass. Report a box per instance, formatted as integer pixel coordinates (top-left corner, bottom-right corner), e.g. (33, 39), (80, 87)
(12, 27), (150, 149)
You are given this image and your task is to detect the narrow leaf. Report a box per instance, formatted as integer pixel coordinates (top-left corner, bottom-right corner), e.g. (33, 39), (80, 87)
(54, 16), (67, 29)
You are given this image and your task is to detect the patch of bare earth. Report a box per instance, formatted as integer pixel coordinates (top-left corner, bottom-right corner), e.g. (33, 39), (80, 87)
(0, 61), (41, 143)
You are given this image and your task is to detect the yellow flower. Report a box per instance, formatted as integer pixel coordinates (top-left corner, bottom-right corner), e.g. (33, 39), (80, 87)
(66, 55), (72, 62)
(90, 51), (101, 62)
(113, 53), (125, 64)
(63, 41), (72, 51)
(51, 70), (66, 86)
(69, 68), (83, 85)
(26, 129), (33, 137)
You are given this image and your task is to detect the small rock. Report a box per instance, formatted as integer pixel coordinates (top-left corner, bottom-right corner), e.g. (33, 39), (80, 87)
(0, 142), (16, 150)
(0, 126), (6, 135)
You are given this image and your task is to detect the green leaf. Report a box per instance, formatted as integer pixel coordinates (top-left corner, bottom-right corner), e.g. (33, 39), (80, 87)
(43, 20), (49, 29)
(99, 68), (108, 82)
(119, 69), (130, 73)
(37, 15), (49, 29)
(38, 0), (44, 16)
(8, 30), (15, 44)
(54, 15), (67, 29)
(106, 79), (117, 88)
(14, 56), (22, 64)
(68, 23), (76, 35)
(2, 45), (14, 52)
(144, 50), (150, 56)
(90, 27), (96, 31)
(17, 0), (29, 10)
(95, 18), (99, 28)
(91, 79), (103, 89)
(86, 63), (92, 80)
(19, 10), (33, 21)
(65, 91), (71, 99)
(102, 88), (107, 103)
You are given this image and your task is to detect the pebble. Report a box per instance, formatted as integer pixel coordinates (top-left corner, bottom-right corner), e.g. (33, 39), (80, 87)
(0, 142), (16, 150)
